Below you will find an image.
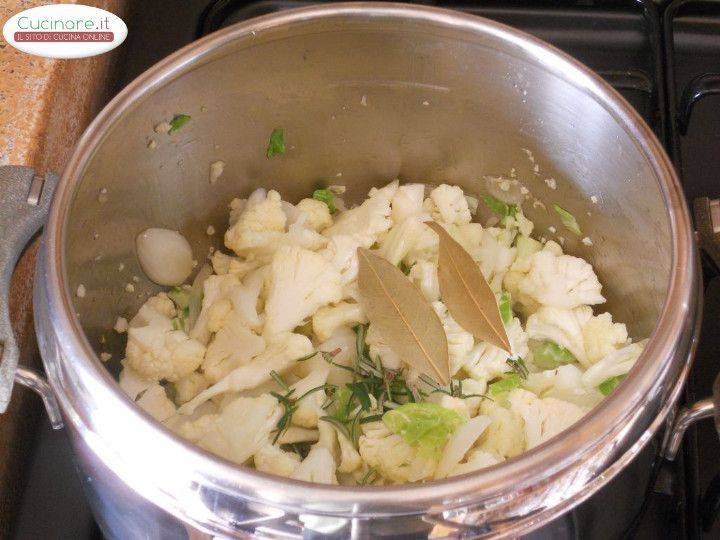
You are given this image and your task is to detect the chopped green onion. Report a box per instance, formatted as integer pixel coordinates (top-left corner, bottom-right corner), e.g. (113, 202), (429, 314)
(488, 373), (522, 396)
(312, 188), (336, 213)
(598, 375), (626, 396)
(168, 114), (191, 133)
(266, 127), (285, 158)
(483, 195), (519, 219)
(553, 204), (582, 236)
(532, 341), (577, 369)
(499, 291), (512, 324)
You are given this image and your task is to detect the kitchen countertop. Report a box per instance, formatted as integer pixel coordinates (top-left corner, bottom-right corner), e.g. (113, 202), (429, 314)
(0, 1), (125, 535)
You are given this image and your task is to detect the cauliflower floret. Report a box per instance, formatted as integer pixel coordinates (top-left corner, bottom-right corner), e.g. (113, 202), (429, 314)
(358, 423), (436, 483)
(526, 306), (593, 366)
(476, 399), (526, 459)
(524, 364), (603, 409)
(264, 246), (343, 335)
(254, 443), (301, 478)
(197, 394), (282, 465)
(312, 302), (367, 342)
(129, 292), (176, 329)
(582, 312), (628, 364)
(365, 323), (402, 370)
(379, 218), (432, 266)
(391, 183), (426, 224)
(582, 341), (645, 388)
(518, 249), (605, 309)
(429, 184), (472, 225)
(290, 366), (330, 429)
(126, 323), (206, 382)
(210, 251), (260, 278)
(202, 313), (266, 383)
(291, 446), (338, 484)
(118, 361), (155, 400)
(324, 180), (398, 247)
(296, 198), (333, 231)
(408, 260), (440, 302)
(321, 234), (364, 286)
(136, 384), (176, 421)
(474, 227), (517, 292)
(432, 301), (475, 377)
(463, 317), (528, 384)
(179, 332), (313, 414)
(225, 189), (286, 249)
(337, 430), (363, 473)
(449, 448), (501, 477)
(191, 274), (243, 345)
(507, 388), (586, 449)
(173, 372), (209, 404)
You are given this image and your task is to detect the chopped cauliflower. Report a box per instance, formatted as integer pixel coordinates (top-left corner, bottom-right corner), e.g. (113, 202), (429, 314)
(136, 384), (176, 421)
(408, 260), (440, 302)
(359, 423), (436, 483)
(312, 302), (367, 342)
(429, 184), (472, 225)
(173, 372), (209, 404)
(391, 183), (426, 224)
(463, 317), (528, 383)
(254, 443), (301, 478)
(264, 246), (343, 335)
(432, 301), (474, 377)
(296, 198), (333, 231)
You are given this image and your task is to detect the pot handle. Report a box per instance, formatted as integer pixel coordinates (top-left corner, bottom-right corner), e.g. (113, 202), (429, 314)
(662, 197), (720, 460)
(0, 166), (63, 429)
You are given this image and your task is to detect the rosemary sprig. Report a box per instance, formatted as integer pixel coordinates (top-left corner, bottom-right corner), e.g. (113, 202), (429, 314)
(418, 374), (489, 400)
(506, 357), (528, 379)
(358, 467), (379, 486)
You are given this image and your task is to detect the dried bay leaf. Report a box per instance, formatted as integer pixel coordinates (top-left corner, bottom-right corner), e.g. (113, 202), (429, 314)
(426, 221), (511, 353)
(356, 247), (450, 385)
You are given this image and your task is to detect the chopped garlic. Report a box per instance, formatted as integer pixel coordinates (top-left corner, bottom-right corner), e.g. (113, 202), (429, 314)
(582, 236), (594, 246)
(209, 160), (226, 184)
(154, 122), (171, 134)
(206, 225), (216, 236)
(545, 178), (557, 190)
(76, 284), (86, 298)
(114, 316), (129, 333)
(100, 352), (112, 362)
(125, 283), (135, 293)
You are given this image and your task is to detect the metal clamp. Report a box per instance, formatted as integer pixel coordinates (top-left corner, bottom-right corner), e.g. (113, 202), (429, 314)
(0, 166), (62, 428)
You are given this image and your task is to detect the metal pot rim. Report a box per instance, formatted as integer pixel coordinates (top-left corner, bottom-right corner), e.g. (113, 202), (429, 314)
(41, 1), (696, 514)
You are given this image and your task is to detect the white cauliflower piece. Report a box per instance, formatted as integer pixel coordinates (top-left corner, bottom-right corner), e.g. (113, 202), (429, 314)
(408, 260), (440, 302)
(365, 323), (402, 370)
(312, 302), (367, 342)
(229, 266), (266, 331)
(291, 446), (338, 484)
(391, 183), (426, 224)
(264, 246), (343, 335)
(173, 372), (209, 404)
(507, 388), (586, 449)
(191, 274), (243, 345)
(476, 399), (526, 459)
(524, 364), (603, 409)
(432, 301), (475, 377)
(582, 312), (628, 364)
(296, 198), (333, 231)
(224, 189), (286, 251)
(518, 249), (605, 309)
(198, 394), (282, 465)
(474, 227), (517, 292)
(324, 180), (398, 247)
(126, 322), (206, 382)
(179, 332), (313, 414)
(210, 251), (260, 278)
(136, 384), (176, 421)
(254, 443), (301, 478)
(379, 218), (432, 266)
(429, 184), (472, 225)
(449, 449), (501, 477)
(118, 361), (155, 400)
(321, 234), (363, 286)
(582, 341), (645, 388)
(463, 318), (528, 383)
(290, 366), (330, 429)
(203, 313), (266, 383)
(129, 292), (176, 329)
(526, 306), (593, 366)
(358, 423), (436, 483)
(337, 431), (363, 473)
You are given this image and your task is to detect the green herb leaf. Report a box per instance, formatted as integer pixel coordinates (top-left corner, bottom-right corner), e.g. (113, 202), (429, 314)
(488, 373), (522, 396)
(553, 204), (582, 236)
(598, 375), (626, 396)
(312, 188), (337, 213)
(169, 114), (191, 133)
(383, 402), (465, 459)
(270, 370), (290, 391)
(499, 292), (512, 324)
(171, 317), (184, 331)
(358, 467), (378, 486)
(483, 195), (518, 219)
(506, 357), (528, 379)
(168, 286), (191, 310)
(266, 127), (285, 158)
(532, 340), (577, 369)
(333, 386), (353, 423)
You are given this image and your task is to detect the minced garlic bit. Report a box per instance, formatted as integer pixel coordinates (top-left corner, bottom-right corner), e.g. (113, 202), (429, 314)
(328, 185), (346, 194)
(590, 195), (598, 204)
(548, 226), (557, 234)
(520, 186), (529, 195)
(510, 168), (517, 178)
(544, 178), (557, 190)
(523, 148), (535, 163)
(114, 316), (129, 333)
(582, 236), (594, 246)
(97, 187), (108, 203)
(132, 275), (140, 283)
(118, 263), (125, 271)
(532, 198), (546, 210)
(558, 236), (566, 245)
(361, 95), (367, 106)
(209, 160), (226, 184)
(76, 284), (86, 298)
(422, 100), (430, 106)
(206, 225), (216, 235)
(100, 352), (112, 362)
(154, 122), (171, 134)
(125, 283), (135, 293)
(498, 179), (511, 191)
(147, 138), (157, 150)
(533, 164), (540, 174)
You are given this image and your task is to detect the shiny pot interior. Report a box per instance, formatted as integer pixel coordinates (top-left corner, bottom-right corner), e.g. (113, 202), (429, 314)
(43, 2), (694, 533)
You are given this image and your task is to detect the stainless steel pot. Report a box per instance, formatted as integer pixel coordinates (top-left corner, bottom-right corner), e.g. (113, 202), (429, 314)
(0, 3), (704, 538)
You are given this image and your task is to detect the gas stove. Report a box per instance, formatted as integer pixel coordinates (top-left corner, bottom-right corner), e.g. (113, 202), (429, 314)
(10, 1), (720, 538)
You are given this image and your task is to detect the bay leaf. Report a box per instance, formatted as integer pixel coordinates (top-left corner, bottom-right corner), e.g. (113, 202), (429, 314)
(426, 222), (511, 353)
(356, 247), (450, 385)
